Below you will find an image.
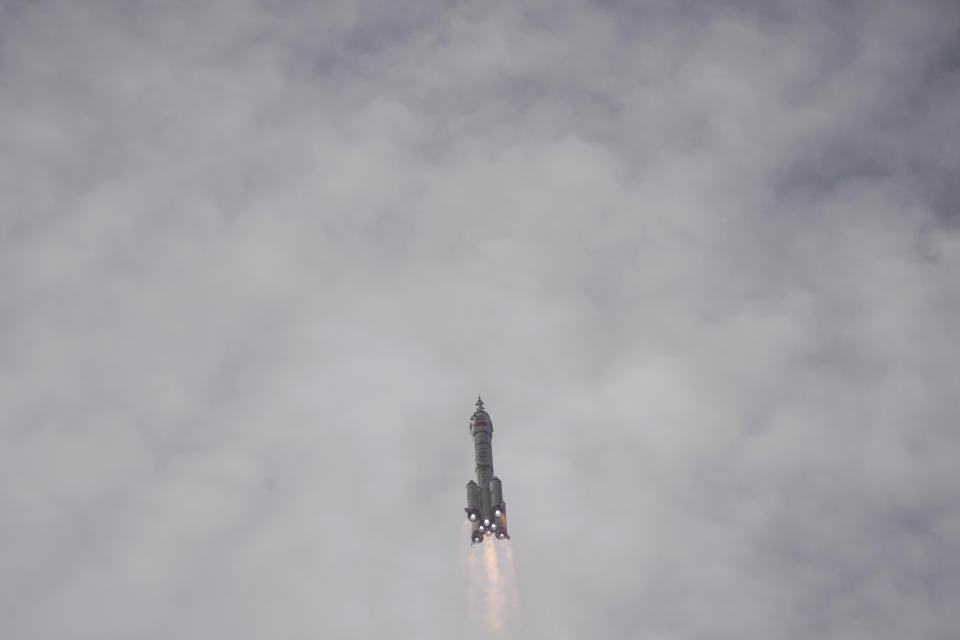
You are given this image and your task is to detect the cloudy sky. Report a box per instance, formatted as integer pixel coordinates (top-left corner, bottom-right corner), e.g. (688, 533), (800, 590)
(2, 0), (959, 638)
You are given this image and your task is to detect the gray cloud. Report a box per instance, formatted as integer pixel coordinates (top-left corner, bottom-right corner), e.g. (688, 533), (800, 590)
(1, 0), (958, 638)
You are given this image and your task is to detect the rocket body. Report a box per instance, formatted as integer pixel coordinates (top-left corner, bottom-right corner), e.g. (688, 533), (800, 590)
(465, 398), (510, 543)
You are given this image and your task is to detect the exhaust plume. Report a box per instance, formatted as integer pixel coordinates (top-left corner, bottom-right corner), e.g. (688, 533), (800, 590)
(464, 538), (521, 637)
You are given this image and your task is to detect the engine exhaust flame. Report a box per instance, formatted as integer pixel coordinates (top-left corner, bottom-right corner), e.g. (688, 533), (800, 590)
(463, 537), (523, 637)
(482, 542), (506, 632)
(501, 542), (519, 607)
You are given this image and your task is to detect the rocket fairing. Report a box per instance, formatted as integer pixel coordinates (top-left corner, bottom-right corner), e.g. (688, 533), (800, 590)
(465, 397), (510, 543)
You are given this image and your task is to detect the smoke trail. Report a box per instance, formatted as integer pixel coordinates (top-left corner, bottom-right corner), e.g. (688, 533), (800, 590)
(463, 538), (523, 637)
(463, 521), (481, 625)
(501, 543), (520, 608)
(482, 542), (507, 632)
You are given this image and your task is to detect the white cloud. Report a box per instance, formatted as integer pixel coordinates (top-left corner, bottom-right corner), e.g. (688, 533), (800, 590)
(1, 0), (958, 638)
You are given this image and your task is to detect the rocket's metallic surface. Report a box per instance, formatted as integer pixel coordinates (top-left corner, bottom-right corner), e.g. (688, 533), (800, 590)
(465, 397), (510, 543)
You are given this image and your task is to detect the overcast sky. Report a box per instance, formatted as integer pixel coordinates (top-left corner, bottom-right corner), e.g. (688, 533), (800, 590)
(1, 1), (959, 638)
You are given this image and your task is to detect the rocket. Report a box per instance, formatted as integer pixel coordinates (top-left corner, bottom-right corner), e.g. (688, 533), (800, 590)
(465, 397), (510, 543)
